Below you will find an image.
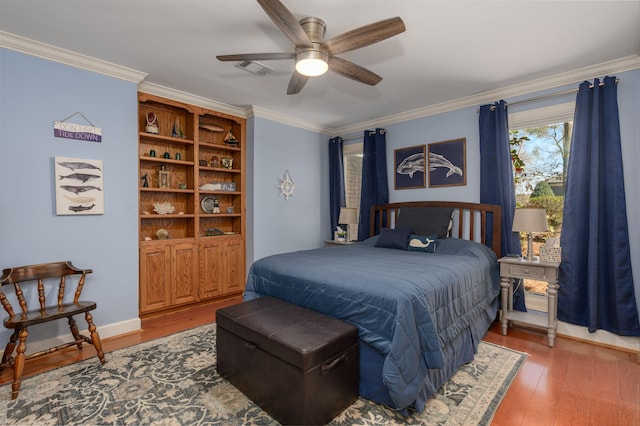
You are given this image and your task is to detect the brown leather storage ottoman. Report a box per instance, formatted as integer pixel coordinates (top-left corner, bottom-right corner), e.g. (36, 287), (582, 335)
(216, 296), (359, 425)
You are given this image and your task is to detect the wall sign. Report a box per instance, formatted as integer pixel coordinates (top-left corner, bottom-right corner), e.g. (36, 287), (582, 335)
(53, 112), (102, 142)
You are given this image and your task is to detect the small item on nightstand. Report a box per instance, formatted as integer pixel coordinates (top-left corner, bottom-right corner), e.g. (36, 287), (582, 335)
(540, 237), (561, 262)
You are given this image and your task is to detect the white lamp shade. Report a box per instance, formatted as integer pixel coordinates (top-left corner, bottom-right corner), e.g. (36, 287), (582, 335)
(512, 208), (549, 232)
(338, 207), (358, 224)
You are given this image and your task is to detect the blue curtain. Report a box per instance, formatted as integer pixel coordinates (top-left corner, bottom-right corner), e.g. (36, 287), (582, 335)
(329, 137), (345, 238)
(558, 77), (640, 336)
(479, 101), (526, 311)
(358, 129), (389, 241)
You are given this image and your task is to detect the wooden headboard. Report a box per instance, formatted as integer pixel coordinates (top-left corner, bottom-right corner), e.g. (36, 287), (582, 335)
(369, 201), (502, 257)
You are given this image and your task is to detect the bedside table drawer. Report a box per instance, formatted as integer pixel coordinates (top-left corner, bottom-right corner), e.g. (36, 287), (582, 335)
(507, 263), (546, 279)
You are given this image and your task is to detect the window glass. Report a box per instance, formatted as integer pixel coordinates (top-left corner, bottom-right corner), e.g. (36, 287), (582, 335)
(510, 109), (572, 307)
(343, 143), (363, 239)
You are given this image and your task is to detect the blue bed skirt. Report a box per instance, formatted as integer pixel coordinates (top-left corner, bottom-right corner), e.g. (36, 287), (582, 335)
(358, 297), (498, 414)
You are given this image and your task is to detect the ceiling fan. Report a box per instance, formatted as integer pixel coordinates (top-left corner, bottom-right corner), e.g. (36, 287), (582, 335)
(216, 0), (406, 95)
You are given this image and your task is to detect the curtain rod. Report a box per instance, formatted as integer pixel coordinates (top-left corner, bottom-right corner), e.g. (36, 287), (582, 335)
(477, 78), (619, 112)
(337, 128), (387, 142)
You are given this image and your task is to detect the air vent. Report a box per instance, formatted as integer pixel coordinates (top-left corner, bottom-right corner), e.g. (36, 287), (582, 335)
(235, 61), (274, 76)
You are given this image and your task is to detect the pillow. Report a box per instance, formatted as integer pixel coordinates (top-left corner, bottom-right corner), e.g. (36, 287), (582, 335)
(375, 228), (411, 250)
(407, 234), (438, 253)
(396, 207), (454, 239)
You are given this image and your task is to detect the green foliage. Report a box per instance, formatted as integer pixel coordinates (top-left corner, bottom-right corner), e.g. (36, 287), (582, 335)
(509, 132), (528, 183)
(526, 196), (564, 236)
(531, 181), (555, 198)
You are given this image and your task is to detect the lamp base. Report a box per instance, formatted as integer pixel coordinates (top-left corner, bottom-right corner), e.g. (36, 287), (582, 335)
(526, 232), (534, 262)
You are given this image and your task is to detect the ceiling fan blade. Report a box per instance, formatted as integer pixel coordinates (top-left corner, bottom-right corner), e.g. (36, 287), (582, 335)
(324, 17), (405, 55)
(257, 0), (313, 48)
(216, 52), (295, 61)
(287, 72), (309, 95)
(328, 56), (382, 86)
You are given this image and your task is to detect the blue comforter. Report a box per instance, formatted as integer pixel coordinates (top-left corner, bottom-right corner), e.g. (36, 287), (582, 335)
(244, 237), (499, 409)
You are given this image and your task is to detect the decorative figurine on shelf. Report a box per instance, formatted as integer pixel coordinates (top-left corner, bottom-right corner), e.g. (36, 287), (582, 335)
(171, 118), (185, 138)
(158, 165), (170, 188)
(224, 128), (238, 147)
(141, 173), (149, 188)
(221, 157), (233, 169)
(146, 112), (159, 134)
(210, 155), (220, 168)
(212, 197), (221, 214)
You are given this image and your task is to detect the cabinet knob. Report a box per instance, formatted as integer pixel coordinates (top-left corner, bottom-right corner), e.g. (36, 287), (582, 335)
(523, 268), (529, 274)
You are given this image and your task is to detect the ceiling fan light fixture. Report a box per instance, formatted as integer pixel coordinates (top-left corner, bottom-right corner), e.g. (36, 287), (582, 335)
(295, 49), (329, 76)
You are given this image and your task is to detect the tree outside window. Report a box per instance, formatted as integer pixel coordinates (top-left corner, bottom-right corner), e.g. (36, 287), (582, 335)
(510, 122), (572, 295)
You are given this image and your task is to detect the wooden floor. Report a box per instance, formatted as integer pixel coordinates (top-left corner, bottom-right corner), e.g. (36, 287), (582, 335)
(1, 297), (638, 425)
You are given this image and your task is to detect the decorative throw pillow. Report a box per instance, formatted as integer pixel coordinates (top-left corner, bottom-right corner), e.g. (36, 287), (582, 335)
(407, 234), (438, 253)
(375, 228), (411, 250)
(396, 207), (454, 239)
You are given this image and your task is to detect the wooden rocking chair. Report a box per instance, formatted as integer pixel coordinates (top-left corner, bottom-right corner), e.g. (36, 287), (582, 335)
(0, 261), (106, 399)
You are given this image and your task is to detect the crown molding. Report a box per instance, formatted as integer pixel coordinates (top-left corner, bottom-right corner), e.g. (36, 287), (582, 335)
(333, 54), (640, 136)
(247, 106), (332, 135)
(138, 82), (247, 118)
(3, 29), (638, 136)
(0, 31), (147, 83)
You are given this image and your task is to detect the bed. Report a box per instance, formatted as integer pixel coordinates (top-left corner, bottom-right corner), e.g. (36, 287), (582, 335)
(244, 201), (502, 414)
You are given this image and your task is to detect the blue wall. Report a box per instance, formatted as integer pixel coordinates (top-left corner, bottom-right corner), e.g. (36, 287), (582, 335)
(385, 107), (481, 203)
(0, 49), (140, 344)
(248, 117), (329, 264)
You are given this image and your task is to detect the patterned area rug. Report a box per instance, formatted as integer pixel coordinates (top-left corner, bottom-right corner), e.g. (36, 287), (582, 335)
(0, 324), (526, 425)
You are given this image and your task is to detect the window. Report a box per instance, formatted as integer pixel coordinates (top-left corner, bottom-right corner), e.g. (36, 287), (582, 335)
(509, 103), (574, 310)
(343, 143), (363, 238)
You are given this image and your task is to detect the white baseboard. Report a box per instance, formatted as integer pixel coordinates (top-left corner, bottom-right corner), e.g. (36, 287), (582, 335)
(523, 292), (638, 353)
(557, 321), (640, 353)
(0, 318), (141, 358)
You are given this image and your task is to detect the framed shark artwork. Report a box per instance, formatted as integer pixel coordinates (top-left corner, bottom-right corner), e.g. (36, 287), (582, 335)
(54, 156), (104, 215)
(394, 144), (426, 189)
(428, 138), (466, 188)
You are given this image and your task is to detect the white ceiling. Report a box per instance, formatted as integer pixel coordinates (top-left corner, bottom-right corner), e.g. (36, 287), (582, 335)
(1, 1), (639, 132)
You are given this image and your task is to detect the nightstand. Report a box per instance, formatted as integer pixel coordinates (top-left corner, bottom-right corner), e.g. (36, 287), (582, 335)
(324, 240), (357, 247)
(498, 256), (561, 347)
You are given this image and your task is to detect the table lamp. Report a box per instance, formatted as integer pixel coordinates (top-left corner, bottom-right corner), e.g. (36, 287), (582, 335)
(512, 207), (548, 261)
(338, 207), (358, 242)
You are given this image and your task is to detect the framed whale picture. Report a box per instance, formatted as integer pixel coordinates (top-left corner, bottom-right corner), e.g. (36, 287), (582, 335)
(394, 144), (426, 190)
(428, 138), (466, 188)
(54, 156), (104, 215)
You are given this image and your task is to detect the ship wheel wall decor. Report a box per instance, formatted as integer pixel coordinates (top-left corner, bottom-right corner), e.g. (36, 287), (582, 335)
(277, 170), (296, 200)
